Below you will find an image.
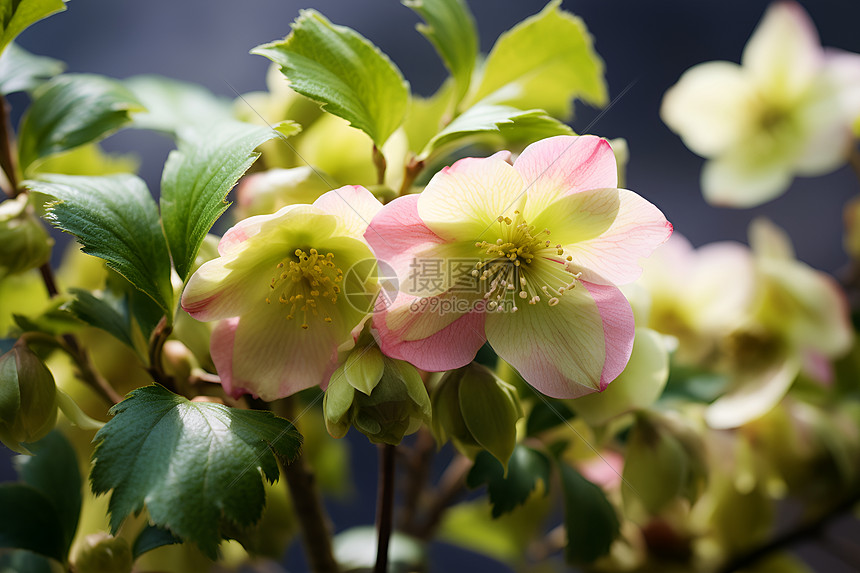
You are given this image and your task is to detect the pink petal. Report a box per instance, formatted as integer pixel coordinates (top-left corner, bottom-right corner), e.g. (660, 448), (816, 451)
(218, 212), (273, 256)
(514, 135), (618, 218)
(313, 185), (383, 240)
(372, 291), (487, 371)
(485, 280), (634, 398)
(564, 189), (673, 285)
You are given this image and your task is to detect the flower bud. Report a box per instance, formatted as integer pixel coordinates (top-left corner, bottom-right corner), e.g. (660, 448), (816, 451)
(0, 196), (53, 278)
(431, 363), (523, 469)
(74, 532), (132, 573)
(0, 341), (59, 454)
(324, 346), (431, 445)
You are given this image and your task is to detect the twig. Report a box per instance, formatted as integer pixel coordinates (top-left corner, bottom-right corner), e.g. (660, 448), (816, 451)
(398, 156), (425, 197)
(372, 145), (387, 185)
(397, 427), (435, 531)
(271, 397), (340, 573)
(412, 454), (472, 540)
(375, 444), (396, 573)
(0, 94), (19, 198)
(146, 316), (174, 388)
(716, 489), (860, 573)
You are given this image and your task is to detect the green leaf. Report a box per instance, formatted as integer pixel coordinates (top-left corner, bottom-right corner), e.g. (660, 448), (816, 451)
(18, 74), (144, 173)
(403, 0), (477, 107)
(90, 385), (303, 559)
(525, 399), (575, 437)
(0, 42), (64, 95)
(125, 75), (234, 135)
(0, 550), (55, 573)
(0, 0), (66, 55)
(458, 369), (520, 469)
(0, 483), (66, 563)
(420, 104), (573, 159)
(558, 463), (619, 565)
(64, 287), (136, 352)
(252, 9), (409, 147)
(26, 174), (173, 315)
(13, 430), (82, 554)
(466, 445), (550, 518)
(132, 525), (181, 559)
(468, 0), (606, 119)
(160, 121), (295, 281)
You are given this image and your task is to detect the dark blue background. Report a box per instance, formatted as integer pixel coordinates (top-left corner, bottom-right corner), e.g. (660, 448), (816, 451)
(5, 1), (860, 571)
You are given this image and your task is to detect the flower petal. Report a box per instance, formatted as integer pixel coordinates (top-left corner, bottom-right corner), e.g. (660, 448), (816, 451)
(181, 251), (268, 321)
(701, 153), (793, 208)
(373, 289), (487, 372)
(486, 280), (634, 398)
(705, 357), (800, 430)
(225, 303), (344, 401)
(514, 135), (618, 218)
(563, 189), (672, 285)
(417, 153), (526, 242)
(313, 185), (383, 241)
(742, 2), (823, 100)
(661, 61), (756, 157)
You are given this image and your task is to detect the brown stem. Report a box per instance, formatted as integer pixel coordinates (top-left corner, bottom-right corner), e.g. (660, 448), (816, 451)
(412, 454), (472, 540)
(849, 145), (860, 186)
(0, 94), (19, 198)
(397, 427), (435, 531)
(374, 443), (396, 573)
(146, 316), (175, 389)
(398, 157), (425, 197)
(716, 489), (860, 573)
(271, 397), (340, 573)
(372, 145), (387, 185)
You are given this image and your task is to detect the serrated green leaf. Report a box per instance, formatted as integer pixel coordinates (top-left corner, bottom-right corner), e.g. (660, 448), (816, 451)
(466, 445), (550, 518)
(253, 9), (409, 147)
(0, 483), (66, 563)
(26, 174), (173, 315)
(125, 75), (234, 135)
(403, 0), (476, 107)
(132, 524), (181, 559)
(468, 0), (606, 119)
(0, 42), (63, 95)
(558, 463), (619, 565)
(0, 0), (65, 55)
(160, 121), (295, 281)
(13, 430), (81, 554)
(420, 104), (573, 159)
(90, 385), (303, 559)
(64, 287), (136, 352)
(18, 74), (144, 173)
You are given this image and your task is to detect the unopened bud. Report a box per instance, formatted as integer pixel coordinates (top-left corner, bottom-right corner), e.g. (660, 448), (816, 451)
(0, 341), (59, 453)
(324, 346), (431, 445)
(431, 363), (523, 469)
(74, 532), (132, 573)
(235, 167), (330, 219)
(0, 196), (53, 278)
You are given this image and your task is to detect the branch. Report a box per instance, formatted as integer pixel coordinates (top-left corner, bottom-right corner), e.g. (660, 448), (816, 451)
(716, 489), (860, 573)
(412, 454), (472, 540)
(372, 145), (387, 186)
(398, 156), (425, 197)
(0, 94), (19, 198)
(374, 444), (396, 573)
(397, 427), (435, 531)
(270, 398), (340, 573)
(146, 316), (175, 389)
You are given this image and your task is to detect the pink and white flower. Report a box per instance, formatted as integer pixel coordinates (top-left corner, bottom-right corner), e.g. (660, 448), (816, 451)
(181, 186), (382, 401)
(365, 135), (672, 398)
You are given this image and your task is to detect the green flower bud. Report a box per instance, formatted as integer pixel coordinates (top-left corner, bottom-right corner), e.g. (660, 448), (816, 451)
(431, 363), (523, 469)
(324, 346), (431, 446)
(0, 196), (53, 278)
(0, 341), (59, 454)
(235, 167), (331, 220)
(74, 533), (133, 573)
(621, 411), (706, 517)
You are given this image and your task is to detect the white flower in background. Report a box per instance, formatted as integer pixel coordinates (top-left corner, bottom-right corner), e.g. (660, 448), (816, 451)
(662, 1), (860, 207)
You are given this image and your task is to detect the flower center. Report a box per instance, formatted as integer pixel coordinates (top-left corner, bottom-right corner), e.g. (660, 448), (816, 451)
(471, 211), (580, 312)
(266, 248), (344, 329)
